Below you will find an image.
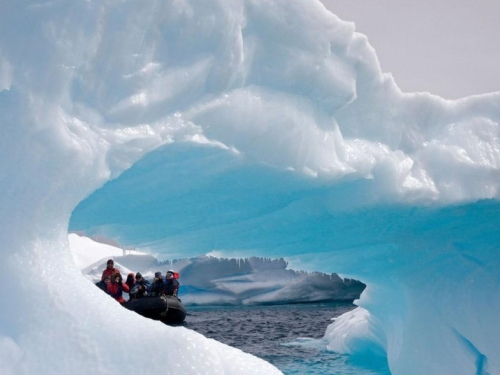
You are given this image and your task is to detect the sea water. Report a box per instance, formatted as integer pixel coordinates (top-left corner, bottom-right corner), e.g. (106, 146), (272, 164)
(185, 303), (391, 375)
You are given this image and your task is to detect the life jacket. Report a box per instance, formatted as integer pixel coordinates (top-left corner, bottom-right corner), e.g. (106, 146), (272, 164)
(101, 267), (120, 281)
(107, 273), (129, 303)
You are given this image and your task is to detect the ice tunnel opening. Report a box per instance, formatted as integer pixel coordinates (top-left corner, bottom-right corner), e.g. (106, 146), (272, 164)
(68, 139), (500, 375)
(68, 139), (381, 280)
(68, 140), (393, 371)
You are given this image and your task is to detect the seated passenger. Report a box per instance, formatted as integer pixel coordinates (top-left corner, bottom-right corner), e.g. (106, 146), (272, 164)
(134, 272), (150, 298)
(101, 259), (119, 281)
(125, 273), (138, 301)
(148, 271), (165, 297)
(164, 270), (180, 297)
(96, 275), (111, 294)
(107, 272), (129, 303)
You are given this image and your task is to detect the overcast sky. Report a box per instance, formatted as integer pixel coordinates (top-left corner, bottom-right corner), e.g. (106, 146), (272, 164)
(320, 0), (500, 99)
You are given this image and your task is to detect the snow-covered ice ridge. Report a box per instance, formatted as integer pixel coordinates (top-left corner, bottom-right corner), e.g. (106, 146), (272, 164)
(71, 234), (364, 306)
(1, 0), (500, 374)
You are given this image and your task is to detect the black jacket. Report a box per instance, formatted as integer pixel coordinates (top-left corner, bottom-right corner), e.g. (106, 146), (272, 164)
(135, 278), (151, 298)
(165, 278), (179, 297)
(148, 279), (165, 297)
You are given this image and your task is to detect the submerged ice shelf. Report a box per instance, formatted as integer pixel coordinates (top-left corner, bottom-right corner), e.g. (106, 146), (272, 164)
(1, 0), (500, 374)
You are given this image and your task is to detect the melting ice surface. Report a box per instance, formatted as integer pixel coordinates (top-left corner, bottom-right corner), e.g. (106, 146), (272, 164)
(1, 0), (500, 374)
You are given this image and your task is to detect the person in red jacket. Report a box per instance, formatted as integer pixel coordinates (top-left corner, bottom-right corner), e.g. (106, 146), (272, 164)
(101, 259), (119, 281)
(107, 272), (129, 303)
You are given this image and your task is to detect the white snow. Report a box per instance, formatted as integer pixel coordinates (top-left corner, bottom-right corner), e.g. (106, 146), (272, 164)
(69, 233), (125, 270)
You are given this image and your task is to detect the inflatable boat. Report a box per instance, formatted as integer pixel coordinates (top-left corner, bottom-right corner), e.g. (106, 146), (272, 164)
(123, 295), (187, 324)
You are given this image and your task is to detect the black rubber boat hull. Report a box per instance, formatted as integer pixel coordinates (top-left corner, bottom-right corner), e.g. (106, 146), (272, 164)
(124, 296), (187, 324)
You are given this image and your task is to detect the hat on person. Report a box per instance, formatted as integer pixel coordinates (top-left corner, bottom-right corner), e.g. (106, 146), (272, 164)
(166, 270), (174, 275)
(135, 272), (142, 279)
(154, 271), (162, 278)
(107, 259), (114, 265)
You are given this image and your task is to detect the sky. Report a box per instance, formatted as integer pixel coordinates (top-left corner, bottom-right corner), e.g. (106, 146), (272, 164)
(320, 0), (500, 99)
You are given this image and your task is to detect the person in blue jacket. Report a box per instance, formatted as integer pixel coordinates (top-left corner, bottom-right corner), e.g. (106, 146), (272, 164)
(95, 274), (112, 294)
(134, 272), (150, 298)
(148, 271), (165, 297)
(125, 273), (138, 301)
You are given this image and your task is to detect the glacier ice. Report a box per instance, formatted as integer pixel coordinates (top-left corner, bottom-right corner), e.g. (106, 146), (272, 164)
(1, 0), (500, 374)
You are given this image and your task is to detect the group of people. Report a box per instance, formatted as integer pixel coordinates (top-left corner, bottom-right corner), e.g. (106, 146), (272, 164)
(97, 259), (180, 304)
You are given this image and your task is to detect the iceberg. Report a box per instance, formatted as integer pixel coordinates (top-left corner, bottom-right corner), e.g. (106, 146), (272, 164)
(70, 233), (365, 306)
(1, 0), (499, 374)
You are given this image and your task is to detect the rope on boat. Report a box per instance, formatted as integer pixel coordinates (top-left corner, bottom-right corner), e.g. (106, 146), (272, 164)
(160, 295), (169, 317)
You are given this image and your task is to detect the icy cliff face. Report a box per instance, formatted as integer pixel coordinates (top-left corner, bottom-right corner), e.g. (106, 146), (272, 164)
(71, 234), (364, 305)
(1, 0), (500, 374)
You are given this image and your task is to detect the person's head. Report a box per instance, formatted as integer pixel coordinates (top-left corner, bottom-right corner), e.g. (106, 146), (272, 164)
(126, 273), (135, 284)
(135, 272), (142, 281)
(106, 259), (114, 269)
(104, 275), (111, 284)
(166, 270), (174, 279)
(113, 272), (122, 283)
(154, 271), (162, 280)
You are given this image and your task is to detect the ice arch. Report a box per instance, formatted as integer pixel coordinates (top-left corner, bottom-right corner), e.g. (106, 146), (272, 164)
(1, 0), (499, 374)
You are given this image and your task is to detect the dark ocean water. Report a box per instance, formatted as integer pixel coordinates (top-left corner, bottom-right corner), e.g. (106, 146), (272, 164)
(184, 303), (391, 375)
